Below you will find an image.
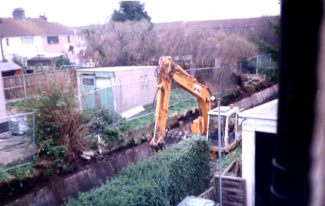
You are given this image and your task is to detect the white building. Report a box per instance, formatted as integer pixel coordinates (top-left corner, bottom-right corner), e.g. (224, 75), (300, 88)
(76, 66), (157, 117)
(240, 99), (278, 206)
(0, 8), (76, 64)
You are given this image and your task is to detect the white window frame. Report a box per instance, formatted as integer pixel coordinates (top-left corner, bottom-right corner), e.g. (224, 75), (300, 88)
(21, 36), (34, 45)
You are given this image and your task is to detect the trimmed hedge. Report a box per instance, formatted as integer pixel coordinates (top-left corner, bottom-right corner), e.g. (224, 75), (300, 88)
(66, 137), (210, 206)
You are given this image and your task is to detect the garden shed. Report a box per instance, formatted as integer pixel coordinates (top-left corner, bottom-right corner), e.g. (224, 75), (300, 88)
(76, 66), (156, 117)
(0, 61), (22, 77)
(239, 99), (278, 206)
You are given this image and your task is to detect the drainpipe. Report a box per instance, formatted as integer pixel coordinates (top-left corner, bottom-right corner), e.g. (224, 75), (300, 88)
(0, 33), (7, 62)
(271, 0), (322, 205)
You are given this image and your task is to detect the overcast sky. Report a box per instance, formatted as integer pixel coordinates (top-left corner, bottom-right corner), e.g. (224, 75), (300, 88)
(0, 0), (280, 27)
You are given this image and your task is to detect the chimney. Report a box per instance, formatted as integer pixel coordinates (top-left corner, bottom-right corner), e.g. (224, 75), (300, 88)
(39, 14), (47, 21)
(12, 8), (25, 20)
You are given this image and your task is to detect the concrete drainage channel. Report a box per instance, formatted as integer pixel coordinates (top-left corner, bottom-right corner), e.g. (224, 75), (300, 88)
(1, 108), (199, 206)
(4, 143), (154, 206)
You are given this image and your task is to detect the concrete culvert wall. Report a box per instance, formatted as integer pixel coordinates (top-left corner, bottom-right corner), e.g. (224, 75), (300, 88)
(5, 143), (153, 206)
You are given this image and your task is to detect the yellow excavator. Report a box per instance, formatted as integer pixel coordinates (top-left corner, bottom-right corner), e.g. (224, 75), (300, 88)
(150, 56), (215, 147)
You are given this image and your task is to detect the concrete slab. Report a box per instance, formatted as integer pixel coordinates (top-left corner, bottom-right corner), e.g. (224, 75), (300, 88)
(0, 132), (36, 165)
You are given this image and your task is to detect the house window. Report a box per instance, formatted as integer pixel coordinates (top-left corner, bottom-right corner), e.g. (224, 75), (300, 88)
(67, 35), (70, 43)
(82, 78), (95, 86)
(21, 36), (34, 44)
(6, 38), (9, 46)
(47, 36), (59, 44)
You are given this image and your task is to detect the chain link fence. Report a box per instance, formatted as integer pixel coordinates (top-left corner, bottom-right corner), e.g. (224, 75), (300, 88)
(79, 78), (198, 128)
(241, 54), (278, 75)
(0, 112), (36, 174)
(76, 66), (243, 152)
(78, 66), (241, 124)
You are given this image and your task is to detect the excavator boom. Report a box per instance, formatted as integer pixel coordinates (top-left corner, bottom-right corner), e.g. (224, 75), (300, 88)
(151, 56), (213, 146)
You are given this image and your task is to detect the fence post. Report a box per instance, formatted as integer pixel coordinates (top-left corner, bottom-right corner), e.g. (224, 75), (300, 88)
(0, 71), (7, 120)
(22, 72), (27, 98)
(32, 111), (36, 160)
(217, 99), (223, 206)
(256, 56), (259, 75)
(119, 79), (122, 115)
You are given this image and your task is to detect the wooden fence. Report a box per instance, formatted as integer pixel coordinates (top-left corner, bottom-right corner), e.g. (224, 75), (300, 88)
(2, 70), (76, 102)
(215, 175), (247, 206)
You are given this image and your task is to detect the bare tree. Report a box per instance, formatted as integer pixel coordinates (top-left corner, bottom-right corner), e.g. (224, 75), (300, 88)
(88, 20), (156, 66)
(216, 33), (257, 67)
(81, 20), (257, 68)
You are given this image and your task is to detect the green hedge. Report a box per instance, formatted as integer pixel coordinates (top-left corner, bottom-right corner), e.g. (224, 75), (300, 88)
(66, 137), (210, 206)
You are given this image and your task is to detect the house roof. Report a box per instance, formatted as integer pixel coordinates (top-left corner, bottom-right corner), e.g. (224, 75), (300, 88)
(0, 17), (73, 37)
(73, 24), (104, 34)
(28, 53), (63, 60)
(239, 99), (278, 120)
(0, 62), (21, 72)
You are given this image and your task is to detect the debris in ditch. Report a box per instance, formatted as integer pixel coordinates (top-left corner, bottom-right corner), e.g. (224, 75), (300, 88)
(80, 150), (95, 160)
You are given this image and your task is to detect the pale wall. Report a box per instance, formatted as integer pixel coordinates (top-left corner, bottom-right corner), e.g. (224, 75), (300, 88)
(1, 34), (75, 62)
(41, 35), (74, 54)
(0, 72), (7, 122)
(77, 66), (157, 114)
(114, 67), (156, 114)
(1, 36), (43, 60)
(241, 115), (277, 206)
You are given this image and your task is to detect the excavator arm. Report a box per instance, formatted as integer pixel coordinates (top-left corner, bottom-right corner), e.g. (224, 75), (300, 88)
(151, 56), (214, 146)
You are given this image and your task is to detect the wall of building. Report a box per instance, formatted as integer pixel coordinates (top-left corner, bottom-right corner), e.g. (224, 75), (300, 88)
(1, 36), (43, 60)
(240, 100), (277, 206)
(41, 34), (74, 54)
(0, 34), (75, 63)
(77, 66), (156, 115)
(113, 67), (156, 114)
(241, 118), (277, 206)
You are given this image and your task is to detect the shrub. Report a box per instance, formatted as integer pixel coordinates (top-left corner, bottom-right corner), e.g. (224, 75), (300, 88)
(33, 79), (88, 172)
(66, 137), (210, 206)
(81, 109), (124, 149)
(55, 55), (72, 68)
(101, 127), (122, 142)
(81, 109), (116, 126)
(262, 67), (278, 82)
(13, 78), (88, 173)
(10, 164), (34, 179)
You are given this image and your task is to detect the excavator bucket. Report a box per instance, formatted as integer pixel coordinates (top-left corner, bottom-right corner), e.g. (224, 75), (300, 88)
(190, 116), (205, 134)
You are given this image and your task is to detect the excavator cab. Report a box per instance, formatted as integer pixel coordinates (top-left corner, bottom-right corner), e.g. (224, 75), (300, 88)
(206, 105), (241, 154)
